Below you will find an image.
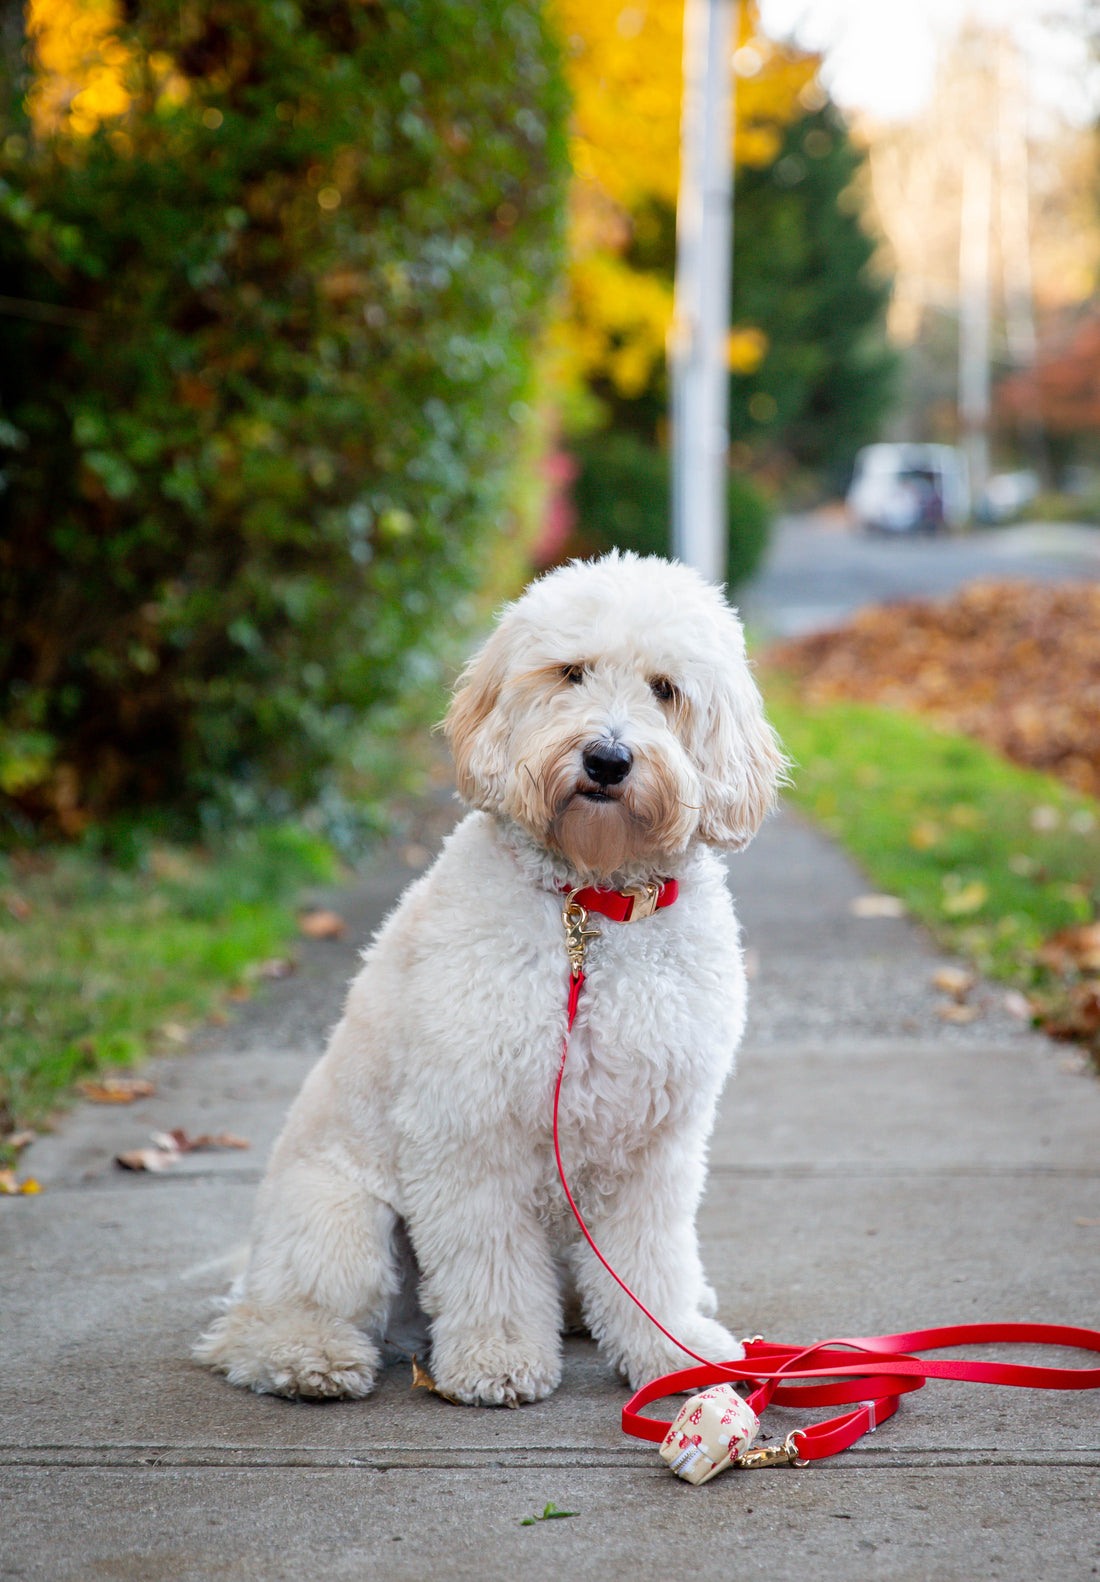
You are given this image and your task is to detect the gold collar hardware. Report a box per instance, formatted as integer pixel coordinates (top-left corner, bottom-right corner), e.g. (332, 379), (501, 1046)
(562, 893), (601, 976)
(622, 882), (660, 921)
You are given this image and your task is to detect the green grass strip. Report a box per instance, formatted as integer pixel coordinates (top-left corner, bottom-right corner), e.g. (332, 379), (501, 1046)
(0, 824), (340, 1140)
(764, 677), (1100, 986)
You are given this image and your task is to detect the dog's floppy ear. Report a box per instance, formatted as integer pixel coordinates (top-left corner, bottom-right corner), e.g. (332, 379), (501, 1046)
(694, 622), (788, 851)
(443, 618), (516, 811)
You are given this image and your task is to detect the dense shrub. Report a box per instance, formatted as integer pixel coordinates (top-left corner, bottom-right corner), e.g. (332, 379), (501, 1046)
(563, 432), (771, 588)
(0, 0), (567, 829)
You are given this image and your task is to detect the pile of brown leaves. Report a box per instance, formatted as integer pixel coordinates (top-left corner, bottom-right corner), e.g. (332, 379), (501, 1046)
(770, 580), (1100, 798)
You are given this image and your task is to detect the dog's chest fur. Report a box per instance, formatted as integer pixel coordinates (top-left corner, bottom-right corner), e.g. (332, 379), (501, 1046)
(330, 813), (747, 1212)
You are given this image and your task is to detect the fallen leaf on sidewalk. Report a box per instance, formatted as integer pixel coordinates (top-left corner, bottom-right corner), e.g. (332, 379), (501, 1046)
(251, 956), (296, 981)
(410, 1356), (461, 1405)
(937, 1003), (979, 1024)
(1004, 990), (1034, 1021)
(851, 894), (906, 919)
(0, 1168), (41, 1195)
(931, 966), (975, 1001)
(115, 1143), (179, 1172)
(115, 1128), (249, 1172)
(299, 909), (346, 940)
(79, 1076), (157, 1104)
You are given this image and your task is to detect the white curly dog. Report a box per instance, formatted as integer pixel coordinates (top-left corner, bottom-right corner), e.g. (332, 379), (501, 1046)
(196, 552), (785, 1405)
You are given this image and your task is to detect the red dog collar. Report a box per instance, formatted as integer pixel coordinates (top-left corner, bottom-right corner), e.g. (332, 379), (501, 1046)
(561, 879), (679, 923)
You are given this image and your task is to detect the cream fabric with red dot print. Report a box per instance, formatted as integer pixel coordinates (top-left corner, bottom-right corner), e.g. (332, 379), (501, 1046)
(657, 1384), (760, 1484)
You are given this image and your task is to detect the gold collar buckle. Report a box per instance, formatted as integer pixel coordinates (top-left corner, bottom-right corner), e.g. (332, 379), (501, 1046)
(623, 882), (661, 921)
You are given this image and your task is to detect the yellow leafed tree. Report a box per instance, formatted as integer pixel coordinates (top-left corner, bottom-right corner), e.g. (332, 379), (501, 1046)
(551, 0), (821, 404)
(25, 0), (134, 137)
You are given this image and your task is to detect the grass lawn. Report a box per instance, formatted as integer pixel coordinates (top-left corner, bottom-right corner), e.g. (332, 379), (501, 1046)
(0, 824), (340, 1150)
(763, 674), (1100, 989)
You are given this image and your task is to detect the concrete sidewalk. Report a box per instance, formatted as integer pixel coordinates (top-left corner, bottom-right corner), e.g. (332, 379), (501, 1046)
(3, 806), (1099, 1581)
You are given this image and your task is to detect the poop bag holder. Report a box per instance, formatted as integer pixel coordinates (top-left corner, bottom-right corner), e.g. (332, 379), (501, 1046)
(657, 1384), (761, 1485)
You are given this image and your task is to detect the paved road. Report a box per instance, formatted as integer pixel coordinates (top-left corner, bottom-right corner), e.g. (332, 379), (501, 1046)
(739, 512), (1100, 639)
(5, 808), (1099, 1581)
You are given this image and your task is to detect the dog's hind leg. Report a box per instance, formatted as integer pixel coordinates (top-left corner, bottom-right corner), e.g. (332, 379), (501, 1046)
(194, 1164), (399, 1399)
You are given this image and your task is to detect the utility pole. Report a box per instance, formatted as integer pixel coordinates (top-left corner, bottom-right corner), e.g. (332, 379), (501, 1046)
(671, 0), (735, 584)
(958, 146), (992, 504)
(997, 34), (1047, 481)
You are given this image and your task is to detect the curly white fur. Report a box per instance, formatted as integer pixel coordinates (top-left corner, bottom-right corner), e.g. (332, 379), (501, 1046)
(195, 552), (786, 1405)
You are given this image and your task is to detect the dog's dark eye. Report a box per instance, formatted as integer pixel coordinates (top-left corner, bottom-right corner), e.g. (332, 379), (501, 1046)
(561, 664), (586, 685)
(650, 676), (675, 703)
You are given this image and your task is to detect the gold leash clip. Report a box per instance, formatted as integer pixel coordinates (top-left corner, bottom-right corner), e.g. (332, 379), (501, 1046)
(735, 1431), (808, 1470)
(562, 892), (601, 975)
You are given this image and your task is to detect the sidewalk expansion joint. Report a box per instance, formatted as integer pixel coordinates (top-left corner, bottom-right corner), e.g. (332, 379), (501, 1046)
(4, 1445), (1098, 1472)
(709, 1163), (1100, 1179)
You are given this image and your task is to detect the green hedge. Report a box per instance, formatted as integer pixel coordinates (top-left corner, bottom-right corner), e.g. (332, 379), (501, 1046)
(0, 0), (567, 830)
(564, 432), (771, 588)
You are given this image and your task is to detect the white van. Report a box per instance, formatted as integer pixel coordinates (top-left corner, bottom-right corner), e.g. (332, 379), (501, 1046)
(846, 444), (970, 534)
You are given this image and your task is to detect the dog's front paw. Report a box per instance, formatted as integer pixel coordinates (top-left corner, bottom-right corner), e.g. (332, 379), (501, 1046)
(431, 1331), (561, 1408)
(618, 1315), (745, 1391)
(195, 1303), (380, 1400)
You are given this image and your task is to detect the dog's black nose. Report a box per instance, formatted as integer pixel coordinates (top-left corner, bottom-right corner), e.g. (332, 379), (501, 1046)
(582, 740), (633, 787)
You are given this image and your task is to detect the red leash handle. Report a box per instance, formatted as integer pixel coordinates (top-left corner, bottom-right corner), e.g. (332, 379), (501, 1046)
(555, 965), (1100, 1467)
(623, 1329), (1100, 1461)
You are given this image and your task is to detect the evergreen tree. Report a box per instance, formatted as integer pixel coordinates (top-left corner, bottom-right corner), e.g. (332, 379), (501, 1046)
(595, 98), (896, 480)
(728, 102), (896, 475)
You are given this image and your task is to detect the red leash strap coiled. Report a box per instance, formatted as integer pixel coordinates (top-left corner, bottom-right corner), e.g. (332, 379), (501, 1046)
(622, 1327), (1100, 1462)
(555, 962), (1100, 1467)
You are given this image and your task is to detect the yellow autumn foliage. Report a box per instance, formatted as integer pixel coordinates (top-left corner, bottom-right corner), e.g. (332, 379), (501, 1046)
(551, 0), (820, 400)
(26, 0), (134, 137)
(24, 0), (815, 405)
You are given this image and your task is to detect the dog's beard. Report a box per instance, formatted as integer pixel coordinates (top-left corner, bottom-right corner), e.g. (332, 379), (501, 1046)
(549, 795), (646, 877)
(512, 740), (698, 881)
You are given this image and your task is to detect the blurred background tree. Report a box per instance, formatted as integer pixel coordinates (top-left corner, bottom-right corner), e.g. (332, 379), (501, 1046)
(541, 0), (894, 572)
(0, 0), (903, 841)
(0, 0), (567, 832)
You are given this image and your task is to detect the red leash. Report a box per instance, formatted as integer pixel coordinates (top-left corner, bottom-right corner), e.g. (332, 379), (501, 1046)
(553, 898), (1100, 1470)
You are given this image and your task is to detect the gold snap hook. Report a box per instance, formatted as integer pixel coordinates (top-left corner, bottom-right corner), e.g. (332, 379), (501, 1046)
(735, 1431), (807, 1470)
(562, 891), (601, 976)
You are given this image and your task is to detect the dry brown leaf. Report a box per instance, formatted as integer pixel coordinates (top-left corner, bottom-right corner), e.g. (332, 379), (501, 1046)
(160, 1128), (249, 1153)
(79, 1077), (157, 1104)
(931, 966), (975, 1001)
(1037, 922), (1100, 977)
(252, 956), (296, 981)
(410, 1356), (461, 1405)
(114, 1128), (249, 1172)
(115, 1144), (180, 1172)
(938, 1003), (979, 1024)
(1003, 990), (1034, 1021)
(1038, 983), (1100, 1042)
(851, 894), (906, 919)
(2, 889), (32, 922)
(770, 582), (1100, 799)
(0, 1168), (41, 1195)
(299, 909), (346, 940)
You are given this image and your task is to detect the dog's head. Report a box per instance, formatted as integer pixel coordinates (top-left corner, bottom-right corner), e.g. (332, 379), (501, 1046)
(444, 552), (787, 881)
